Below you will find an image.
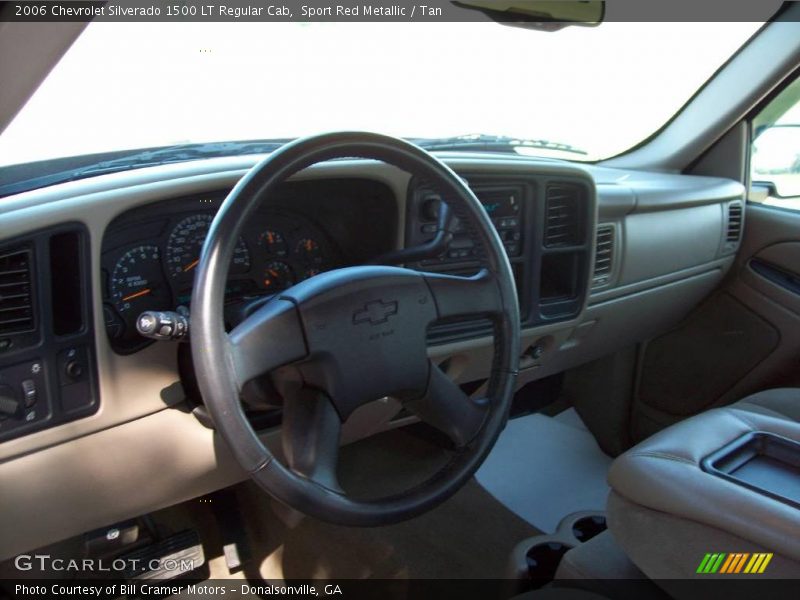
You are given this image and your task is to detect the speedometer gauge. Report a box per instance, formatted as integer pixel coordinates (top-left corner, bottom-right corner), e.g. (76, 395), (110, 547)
(165, 214), (250, 281)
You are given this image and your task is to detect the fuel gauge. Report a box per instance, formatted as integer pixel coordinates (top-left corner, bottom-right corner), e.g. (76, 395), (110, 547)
(262, 261), (295, 291)
(295, 237), (323, 265)
(258, 229), (288, 257)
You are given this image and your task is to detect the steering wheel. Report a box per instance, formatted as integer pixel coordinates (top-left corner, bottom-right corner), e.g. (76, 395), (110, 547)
(191, 132), (520, 526)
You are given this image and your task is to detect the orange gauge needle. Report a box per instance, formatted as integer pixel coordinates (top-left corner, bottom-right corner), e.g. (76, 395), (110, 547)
(122, 288), (151, 302)
(183, 258), (200, 273)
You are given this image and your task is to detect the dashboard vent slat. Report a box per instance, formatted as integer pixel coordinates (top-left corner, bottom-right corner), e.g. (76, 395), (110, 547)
(726, 202), (743, 243)
(0, 248), (35, 335)
(544, 184), (581, 247)
(592, 225), (614, 288)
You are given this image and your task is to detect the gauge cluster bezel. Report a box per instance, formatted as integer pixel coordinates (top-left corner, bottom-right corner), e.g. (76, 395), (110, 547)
(101, 195), (343, 354)
(102, 199), (339, 353)
(100, 178), (398, 354)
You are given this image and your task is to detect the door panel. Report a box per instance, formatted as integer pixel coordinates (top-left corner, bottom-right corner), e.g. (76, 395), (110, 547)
(740, 237), (800, 317)
(630, 204), (800, 442)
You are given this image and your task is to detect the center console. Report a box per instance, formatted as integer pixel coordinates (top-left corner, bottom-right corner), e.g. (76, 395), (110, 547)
(702, 431), (800, 510)
(607, 397), (800, 579)
(406, 174), (594, 342)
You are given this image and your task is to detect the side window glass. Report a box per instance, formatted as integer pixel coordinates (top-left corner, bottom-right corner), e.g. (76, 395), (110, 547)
(750, 77), (800, 210)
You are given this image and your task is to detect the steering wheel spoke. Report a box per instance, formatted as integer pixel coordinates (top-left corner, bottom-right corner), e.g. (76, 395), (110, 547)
(227, 298), (308, 388)
(406, 361), (489, 448)
(280, 386), (343, 492)
(424, 269), (504, 322)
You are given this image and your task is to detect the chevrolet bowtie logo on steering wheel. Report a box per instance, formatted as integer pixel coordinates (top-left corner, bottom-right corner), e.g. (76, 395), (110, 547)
(352, 299), (399, 326)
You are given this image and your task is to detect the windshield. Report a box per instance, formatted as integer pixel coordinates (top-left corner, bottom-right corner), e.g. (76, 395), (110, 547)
(0, 21), (763, 168)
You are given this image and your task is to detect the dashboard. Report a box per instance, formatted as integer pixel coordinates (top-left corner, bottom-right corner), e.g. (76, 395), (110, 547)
(100, 178), (397, 352)
(0, 153), (745, 561)
(101, 172), (596, 353)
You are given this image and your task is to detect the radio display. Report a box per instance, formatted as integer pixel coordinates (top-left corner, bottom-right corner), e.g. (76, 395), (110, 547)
(477, 189), (521, 219)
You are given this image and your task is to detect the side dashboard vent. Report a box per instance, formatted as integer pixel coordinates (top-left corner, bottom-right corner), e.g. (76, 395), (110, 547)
(592, 225), (614, 288)
(726, 202), (743, 243)
(0, 247), (35, 335)
(544, 183), (581, 247)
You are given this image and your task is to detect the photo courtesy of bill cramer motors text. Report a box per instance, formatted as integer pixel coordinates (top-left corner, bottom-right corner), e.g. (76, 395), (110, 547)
(11, 583), (344, 597)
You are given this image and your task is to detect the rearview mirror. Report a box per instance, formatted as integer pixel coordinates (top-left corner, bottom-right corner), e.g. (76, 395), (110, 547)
(752, 124), (800, 198)
(453, 1), (605, 31)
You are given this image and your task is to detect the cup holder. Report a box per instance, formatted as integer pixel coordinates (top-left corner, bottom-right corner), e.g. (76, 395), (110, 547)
(571, 515), (607, 543)
(507, 512), (608, 593)
(525, 541), (574, 587)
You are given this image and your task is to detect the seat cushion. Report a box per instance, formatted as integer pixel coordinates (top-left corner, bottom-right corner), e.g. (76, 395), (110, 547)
(733, 387), (800, 422)
(606, 389), (800, 578)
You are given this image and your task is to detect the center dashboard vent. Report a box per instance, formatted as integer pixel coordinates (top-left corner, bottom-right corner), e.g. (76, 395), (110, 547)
(0, 247), (35, 335)
(544, 183), (582, 247)
(726, 201), (743, 243)
(592, 225), (614, 288)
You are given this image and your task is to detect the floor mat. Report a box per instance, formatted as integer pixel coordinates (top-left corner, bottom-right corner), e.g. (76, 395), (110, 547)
(552, 407), (588, 431)
(475, 412), (612, 533)
(238, 428), (541, 580)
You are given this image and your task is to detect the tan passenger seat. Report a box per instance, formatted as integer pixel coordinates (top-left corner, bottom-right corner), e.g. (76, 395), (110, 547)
(607, 388), (800, 580)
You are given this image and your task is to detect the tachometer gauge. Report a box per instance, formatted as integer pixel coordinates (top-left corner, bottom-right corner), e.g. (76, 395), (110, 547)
(262, 261), (295, 291)
(295, 237), (323, 265)
(166, 214), (250, 280)
(258, 229), (288, 257)
(110, 245), (170, 315)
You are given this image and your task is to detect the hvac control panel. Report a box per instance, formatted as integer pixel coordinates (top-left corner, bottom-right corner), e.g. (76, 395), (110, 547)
(0, 225), (99, 443)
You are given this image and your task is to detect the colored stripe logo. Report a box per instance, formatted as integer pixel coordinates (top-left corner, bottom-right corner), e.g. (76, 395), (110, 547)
(697, 553), (773, 574)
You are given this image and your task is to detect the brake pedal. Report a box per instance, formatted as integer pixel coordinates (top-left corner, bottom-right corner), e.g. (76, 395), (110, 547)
(207, 489), (251, 574)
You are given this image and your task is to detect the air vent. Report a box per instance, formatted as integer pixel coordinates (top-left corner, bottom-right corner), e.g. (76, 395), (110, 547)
(592, 225), (614, 288)
(0, 248), (34, 335)
(544, 184), (581, 247)
(726, 202), (743, 243)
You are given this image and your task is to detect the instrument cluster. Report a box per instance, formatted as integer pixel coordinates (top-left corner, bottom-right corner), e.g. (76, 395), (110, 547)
(101, 200), (339, 353)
